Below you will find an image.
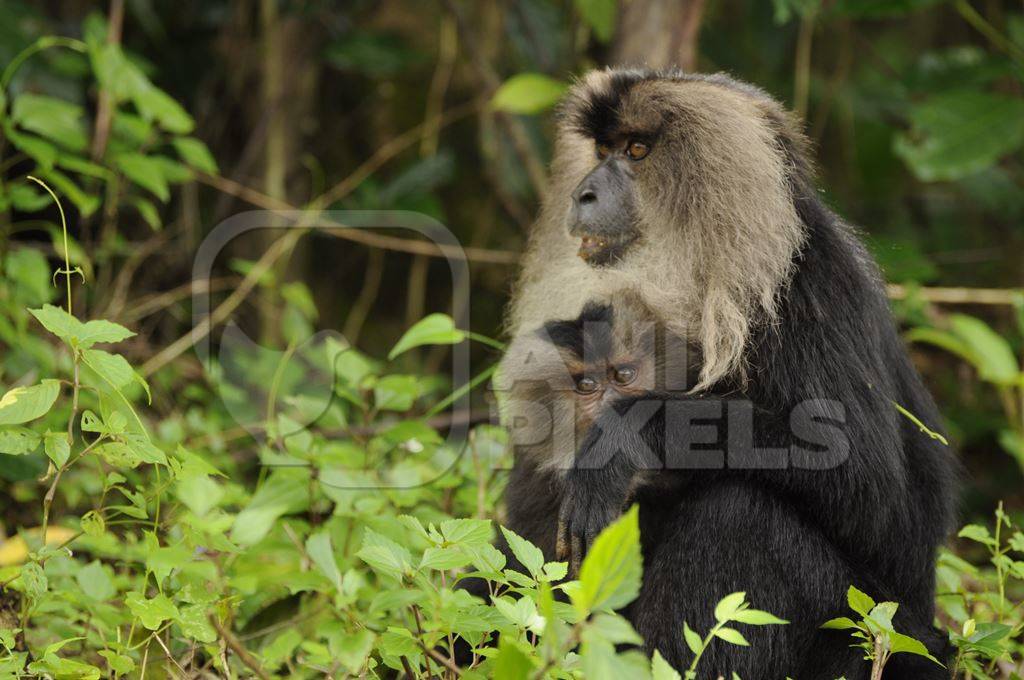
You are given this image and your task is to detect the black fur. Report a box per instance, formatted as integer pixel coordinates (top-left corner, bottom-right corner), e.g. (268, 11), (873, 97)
(492, 72), (960, 679)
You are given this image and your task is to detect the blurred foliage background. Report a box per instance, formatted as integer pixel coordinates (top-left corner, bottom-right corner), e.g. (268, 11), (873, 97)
(1, 0), (1024, 676)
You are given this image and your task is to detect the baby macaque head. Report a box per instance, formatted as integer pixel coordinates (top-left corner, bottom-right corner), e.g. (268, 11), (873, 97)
(496, 290), (694, 472)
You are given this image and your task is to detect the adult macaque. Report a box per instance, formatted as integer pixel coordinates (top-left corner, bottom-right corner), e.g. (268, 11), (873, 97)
(493, 68), (956, 678)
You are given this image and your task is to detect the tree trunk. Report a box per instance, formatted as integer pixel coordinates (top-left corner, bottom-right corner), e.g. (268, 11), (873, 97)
(610, 0), (706, 72)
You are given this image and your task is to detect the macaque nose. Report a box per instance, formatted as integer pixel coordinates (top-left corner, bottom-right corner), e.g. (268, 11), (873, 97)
(569, 159), (635, 237)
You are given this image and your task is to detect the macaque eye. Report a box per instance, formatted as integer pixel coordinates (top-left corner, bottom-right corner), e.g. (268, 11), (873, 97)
(612, 365), (637, 385)
(596, 142), (614, 159)
(574, 376), (601, 394)
(626, 141), (649, 160)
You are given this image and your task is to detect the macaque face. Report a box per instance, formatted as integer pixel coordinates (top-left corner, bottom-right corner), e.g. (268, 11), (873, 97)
(565, 355), (648, 434)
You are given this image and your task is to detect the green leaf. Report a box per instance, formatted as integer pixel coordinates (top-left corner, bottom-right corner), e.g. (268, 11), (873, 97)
(76, 561), (115, 601)
(357, 528), (413, 580)
(0, 427), (42, 455)
(0, 380), (61, 426)
(306, 530), (343, 590)
(129, 197), (162, 231)
(36, 169), (100, 217)
(388, 313), (466, 360)
(894, 90), (1024, 181)
(948, 314), (1019, 385)
(574, 0), (618, 42)
(98, 650), (134, 676)
(3, 123), (58, 168)
(373, 375), (419, 412)
(500, 527), (545, 579)
(175, 604), (217, 643)
(30, 304), (84, 341)
(889, 631), (943, 665)
(132, 83), (194, 134)
(730, 608), (788, 625)
(867, 602), (898, 632)
(229, 472), (308, 546)
(11, 94), (89, 151)
(125, 592), (179, 630)
(847, 585), (876, 618)
(19, 562), (47, 599)
(492, 74), (569, 114)
(821, 616), (860, 630)
(420, 546), (472, 570)
(493, 638), (536, 679)
(714, 592), (747, 622)
(574, 505), (642, 615)
(713, 626), (749, 646)
(652, 649), (682, 680)
(683, 621), (703, 655)
(80, 510), (105, 537)
(145, 537), (192, 585)
(81, 349), (150, 401)
(43, 432), (70, 466)
(958, 524), (997, 547)
(114, 153), (170, 202)
(172, 136), (218, 174)
(78, 320), (135, 347)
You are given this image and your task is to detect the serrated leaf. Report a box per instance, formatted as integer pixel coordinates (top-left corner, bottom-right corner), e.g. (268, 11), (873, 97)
(847, 585), (876, 617)
(30, 304), (84, 341)
(0, 380), (61, 426)
(574, 505), (642, 615)
(357, 529), (412, 580)
(81, 349), (150, 402)
(492, 73), (569, 114)
(420, 546), (471, 570)
(500, 527), (545, 579)
(652, 649), (682, 680)
(958, 524), (997, 547)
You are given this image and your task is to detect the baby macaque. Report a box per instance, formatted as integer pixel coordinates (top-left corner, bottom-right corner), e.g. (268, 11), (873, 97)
(496, 290), (692, 475)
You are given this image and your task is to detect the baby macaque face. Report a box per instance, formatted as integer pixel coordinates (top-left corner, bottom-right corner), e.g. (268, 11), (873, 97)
(563, 352), (649, 430)
(496, 291), (694, 472)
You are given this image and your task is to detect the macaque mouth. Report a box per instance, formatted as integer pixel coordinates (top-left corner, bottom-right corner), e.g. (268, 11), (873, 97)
(575, 229), (640, 266)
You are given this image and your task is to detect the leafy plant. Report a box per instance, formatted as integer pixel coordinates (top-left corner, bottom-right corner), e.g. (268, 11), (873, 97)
(681, 592), (788, 679)
(821, 586), (943, 677)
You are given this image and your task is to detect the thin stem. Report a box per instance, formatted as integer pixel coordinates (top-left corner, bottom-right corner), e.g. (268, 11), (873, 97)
(27, 176), (73, 315)
(0, 37), (87, 94)
(426, 363), (498, 418)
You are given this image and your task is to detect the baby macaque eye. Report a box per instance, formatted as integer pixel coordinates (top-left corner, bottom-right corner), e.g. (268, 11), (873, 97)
(612, 365), (637, 385)
(596, 142), (614, 159)
(574, 376), (601, 394)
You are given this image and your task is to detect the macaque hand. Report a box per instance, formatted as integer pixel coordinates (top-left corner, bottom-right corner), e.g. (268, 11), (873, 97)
(555, 467), (631, 578)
